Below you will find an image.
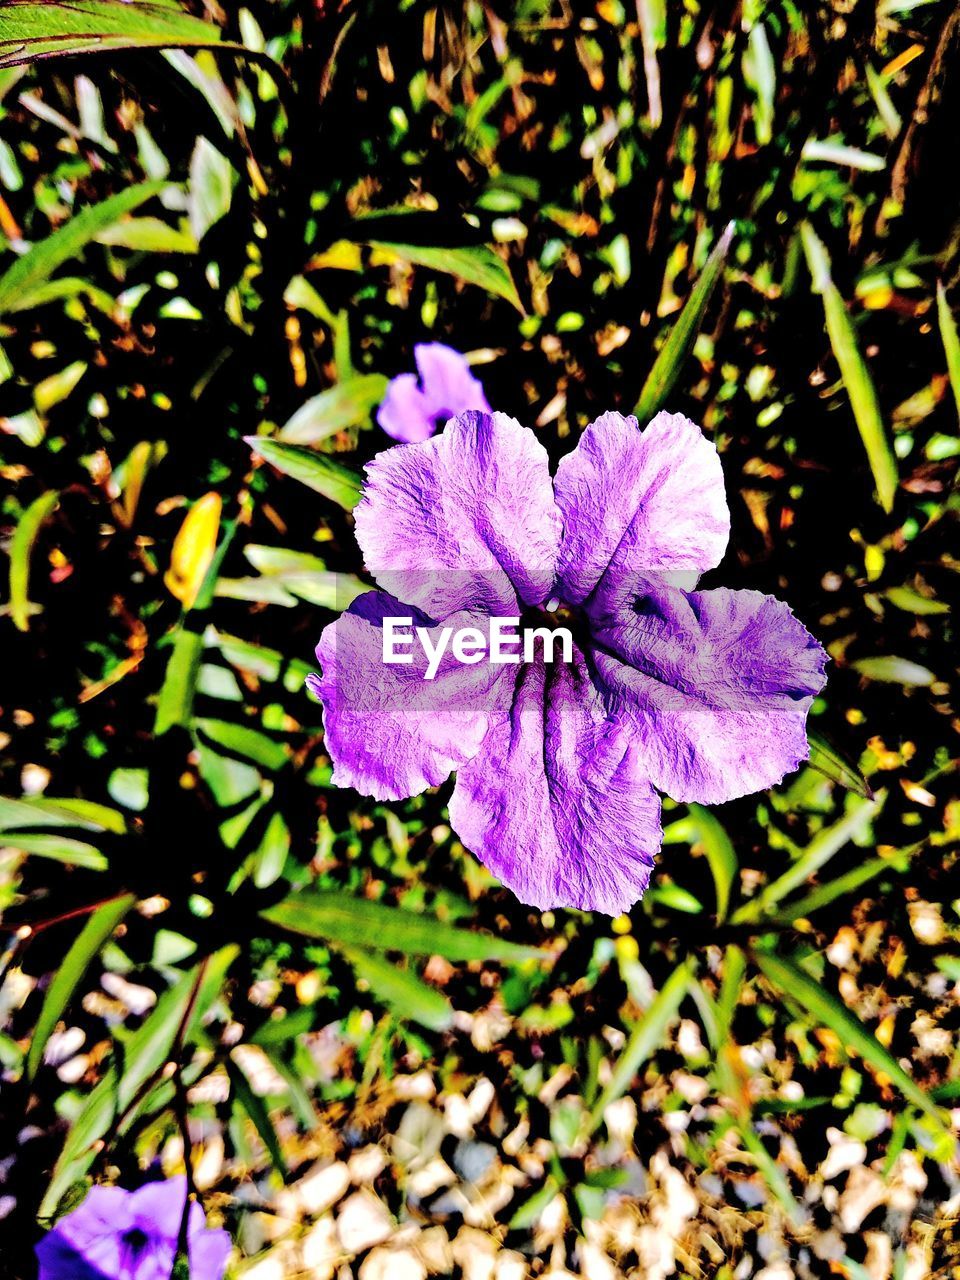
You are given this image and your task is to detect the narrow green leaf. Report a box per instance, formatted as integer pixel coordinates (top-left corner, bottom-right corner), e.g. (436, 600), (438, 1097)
(801, 223), (898, 512)
(28, 894), (136, 1079)
(245, 436), (362, 510)
(764, 850), (910, 925)
(801, 140), (885, 171)
(262, 891), (545, 964)
(0, 2), (222, 68)
(754, 951), (949, 1139)
(252, 811), (290, 890)
(227, 1055), (289, 1178)
(883, 585), (949, 616)
(40, 945), (238, 1218)
(278, 373), (389, 444)
(508, 1176), (562, 1230)
(732, 794), (882, 924)
(688, 803), (737, 921)
(195, 718), (287, 771)
(634, 222), (734, 420)
(95, 216), (197, 253)
(0, 794), (123, 833)
(7, 490), (58, 631)
(0, 833), (106, 869)
(0, 181), (166, 313)
(588, 959), (693, 1129)
(936, 281), (960, 423)
(807, 730), (874, 799)
(366, 240), (524, 314)
(851, 655), (935, 686)
(188, 137), (233, 241)
(338, 945), (454, 1032)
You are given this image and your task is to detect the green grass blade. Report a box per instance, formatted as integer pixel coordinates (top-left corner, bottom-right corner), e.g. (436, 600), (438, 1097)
(754, 950), (949, 1140)
(634, 221), (734, 421)
(1, 833), (107, 869)
(39, 945), (238, 1218)
(807, 729), (874, 798)
(588, 958), (693, 1130)
(732, 793), (882, 924)
(764, 849), (911, 925)
(936, 281), (960, 422)
(28, 894), (136, 1080)
(800, 222), (897, 512)
(245, 436), (362, 510)
(7, 490), (58, 630)
(0, 181), (167, 313)
(338, 945), (455, 1032)
(688, 803), (737, 921)
(262, 891), (546, 964)
(227, 1055), (289, 1179)
(0, 1), (223, 68)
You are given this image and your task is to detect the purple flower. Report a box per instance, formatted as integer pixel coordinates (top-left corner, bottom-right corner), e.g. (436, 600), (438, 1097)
(309, 410), (827, 915)
(377, 342), (490, 442)
(36, 1177), (231, 1280)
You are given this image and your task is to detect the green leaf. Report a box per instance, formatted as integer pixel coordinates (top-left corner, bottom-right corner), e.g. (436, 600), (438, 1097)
(7, 490), (58, 631)
(337, 945), (454, 1032)
(754, 951), (950, 1140)
(245, 436), (363, 510)
(764, 849), (910, 925)
(883, 585), (949, 616)
(0, 181), (167, 314)
(851, 655), (936, 686)
(252, 811), (290, 890)
(807, 730), (874, 799)
(366, 240), (524, 314)
(0, 833), (106, 869)
(188, 137), (233, 241)
(0, 2), (222, 69)
(688, 803), (737, 921)
(936, 281), (960, 424)
(40, 946), (238, 1218)
(28, 894), (136, 1080)
(227, 1055), (289, 1178)
(95, 216), (197, 253)
(588, 959), (693, 1130)
(801, 223), (897, 512)
(195, 718), (288, 771)
(278, 373), (389, 444)
(634, 222), (734, 420)
(0, 794), (124, 833)
(801, 140), (885, 171)
(732, 794), (882, 924)
(262, 891), (545, 964)
(508, 1176), (562, 1230)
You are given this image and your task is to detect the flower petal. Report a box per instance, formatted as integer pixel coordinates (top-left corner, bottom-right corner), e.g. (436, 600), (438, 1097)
(592, 578), (828, 804)
(312, 591), (515, 801)
(376, 373), (436, 443)
(449, 649), (661, 914)
(130, 1176), (188, 1240)
(554, 411), (730, 605)
(415, 342), (490, 418)
(188, 1229), (232, 1280)
(355, 410), (561, 618)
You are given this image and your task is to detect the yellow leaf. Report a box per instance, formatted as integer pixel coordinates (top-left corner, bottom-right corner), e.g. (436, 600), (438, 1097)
(164, 492), (221, 608)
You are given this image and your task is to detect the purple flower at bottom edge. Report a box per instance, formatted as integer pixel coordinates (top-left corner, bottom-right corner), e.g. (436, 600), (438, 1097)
(376, 342), (490, 442)
(35, 1177), (231, 1280)
(309, 409), (828, 916)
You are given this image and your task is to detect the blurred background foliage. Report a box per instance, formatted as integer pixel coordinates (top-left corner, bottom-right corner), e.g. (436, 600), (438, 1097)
(0, 1), (958, 1276)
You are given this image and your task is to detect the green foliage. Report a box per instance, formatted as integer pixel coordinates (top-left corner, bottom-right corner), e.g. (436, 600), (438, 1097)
(0, 0), (957, 1268)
